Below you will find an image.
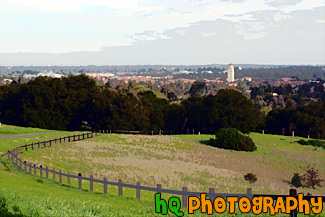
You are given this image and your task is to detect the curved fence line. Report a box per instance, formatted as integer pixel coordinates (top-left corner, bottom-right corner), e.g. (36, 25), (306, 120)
(6, 131), (324, 214)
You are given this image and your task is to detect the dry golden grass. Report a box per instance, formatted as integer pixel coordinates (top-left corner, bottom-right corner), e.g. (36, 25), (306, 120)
(22, 133), (325, 196)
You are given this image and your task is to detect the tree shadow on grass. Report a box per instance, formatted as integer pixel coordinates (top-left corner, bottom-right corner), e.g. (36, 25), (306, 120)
(199, 139), (212, 146)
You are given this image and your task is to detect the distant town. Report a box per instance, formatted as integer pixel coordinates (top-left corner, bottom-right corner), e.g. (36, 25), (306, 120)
(0, 64), (324, 110)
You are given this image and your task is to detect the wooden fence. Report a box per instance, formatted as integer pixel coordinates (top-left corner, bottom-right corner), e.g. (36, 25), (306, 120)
(6, 132), (324, 217)
(97, 129), (174, 135)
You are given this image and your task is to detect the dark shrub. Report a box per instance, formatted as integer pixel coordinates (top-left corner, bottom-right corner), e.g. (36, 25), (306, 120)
(297, 139), (325, 150)
(291, 173), (302, 188)
(302, 166), (324, 189)
(244, 173), (257, 183)
(209, 128), (257, 152)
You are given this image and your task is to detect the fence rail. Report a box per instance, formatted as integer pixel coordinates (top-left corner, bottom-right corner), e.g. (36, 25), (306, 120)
(97, 129), (174, 135)
(6, 131), (324, 216)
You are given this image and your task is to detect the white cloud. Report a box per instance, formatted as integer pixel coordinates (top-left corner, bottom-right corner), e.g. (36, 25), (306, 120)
(201, 31), (218, 37)
(235, 22), (267, 40)
(175, 29), (189, 36)
(129, 31), (171, 41)
(273, 12), (293, 22)
(1, 0), (324, 53)
(267, 0), (303, 7)
(316, 19), (325, 23)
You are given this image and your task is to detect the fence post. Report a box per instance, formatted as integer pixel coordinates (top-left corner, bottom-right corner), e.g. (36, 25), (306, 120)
(182, 187), (188, 208)
(38, 142), (40, 149)
(104, 178), (107, 194)
(90, 175), (93, 192)
(68, 136), (71, 142)
(46, 166), (49, 179)
(68, 172), (71, 185)
(7, 151), (10, 160)
(209, 188), (215, 202)
(247, 188), (253, 200)
(73, 135), (76, 141)
(59, 170), (62, 184)
(28, 163), (31, 174)
(53, 168), (56, 181)
(25, 145), (27, 151)
(157, 184), (161, 193)
(40, 165), (43, 178)
(24, 161), (27, 172)
(118, 179), (123, 196)
(136, 182), (141, 199)
(50, 140), (52, 147)
(289, 189), (297, 217)
(64, 137), (66, 142)
(19, 159), (22, 169)
(32, 143), (34, 150)
(34, 164), (36, 175)
(60, 137), (62, 143)
(78, 173), (82, 189)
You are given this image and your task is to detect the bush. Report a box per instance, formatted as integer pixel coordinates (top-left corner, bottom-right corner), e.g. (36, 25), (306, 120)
(244, 173), (257, 183)
(209, 128), (257, 152)
(302, 166), (324, 189)
(297, 139), (325, 150)
(291, 173), (302, 188)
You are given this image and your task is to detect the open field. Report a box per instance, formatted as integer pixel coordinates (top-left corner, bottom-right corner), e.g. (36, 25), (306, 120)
(0, 131), (78, 156)
(0, 124), (54, 136)
(21, 133), (325, 196)
(1, 128), (324, 216)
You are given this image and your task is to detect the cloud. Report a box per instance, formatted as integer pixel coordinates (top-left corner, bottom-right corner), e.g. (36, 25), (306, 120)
(267, 0), (303, 7)
(175, 29), (190, 36)
(235, 22), (267, 40)
(273, 12), (293, 22)
(200, 31), (218, 37)
(316, 19), (325, 23)
(1, 8), (325, 65)
(129, 31), (171, 41)
(220, 0), (247, 3)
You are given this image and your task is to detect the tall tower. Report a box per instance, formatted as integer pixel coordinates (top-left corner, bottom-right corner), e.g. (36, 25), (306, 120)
(227, 63), (235, 82)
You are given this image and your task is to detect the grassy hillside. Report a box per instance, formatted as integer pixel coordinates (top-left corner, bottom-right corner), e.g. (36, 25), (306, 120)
(21, 133), (325, 195)
(0, 131), (77, 156)
(0, 128), (324, 216)
(0, 124), (54, 136)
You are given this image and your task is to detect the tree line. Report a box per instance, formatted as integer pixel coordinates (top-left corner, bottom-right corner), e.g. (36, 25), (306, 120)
(0, 75), (324, 139)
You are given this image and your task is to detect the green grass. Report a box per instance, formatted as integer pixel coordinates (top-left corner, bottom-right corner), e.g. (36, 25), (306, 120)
(0, 131), (79, 156)
(0, 124), (54, 136)
(0, 158), (308, 217)
(20, 133), (325, 196)
(0, 127), (324, 216)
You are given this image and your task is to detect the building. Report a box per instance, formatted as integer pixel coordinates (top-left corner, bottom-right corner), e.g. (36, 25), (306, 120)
(227, 63), (235, 82)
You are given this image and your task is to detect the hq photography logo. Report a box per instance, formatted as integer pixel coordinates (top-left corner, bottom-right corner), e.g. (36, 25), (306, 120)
(154, 193), (323, 216)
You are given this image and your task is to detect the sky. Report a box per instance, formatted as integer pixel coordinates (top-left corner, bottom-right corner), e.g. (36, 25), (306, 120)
(0, 0), (324, 65)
